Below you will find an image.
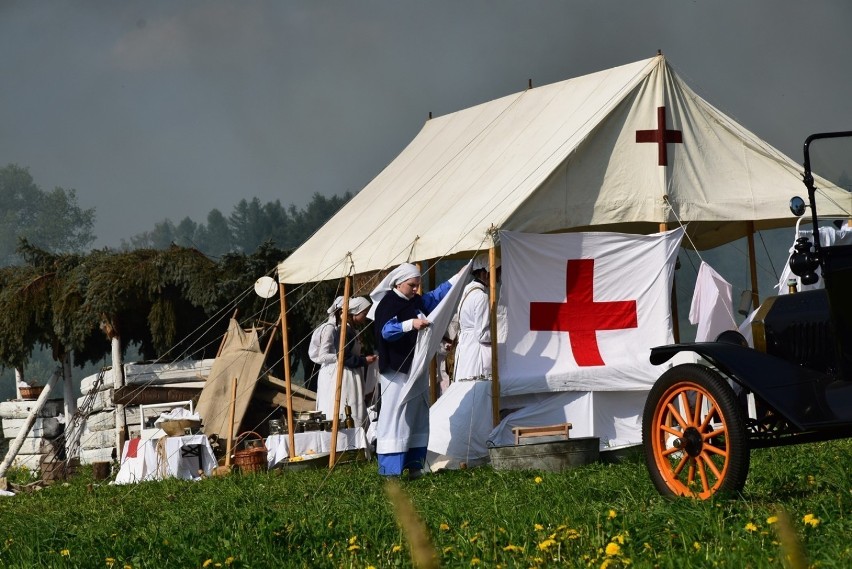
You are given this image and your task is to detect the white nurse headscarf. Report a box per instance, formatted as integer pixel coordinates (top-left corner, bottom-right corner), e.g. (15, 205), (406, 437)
(366, 263), (421, 320)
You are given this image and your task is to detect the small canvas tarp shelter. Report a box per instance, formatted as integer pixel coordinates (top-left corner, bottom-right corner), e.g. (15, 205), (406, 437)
(276, 54), (851, 465)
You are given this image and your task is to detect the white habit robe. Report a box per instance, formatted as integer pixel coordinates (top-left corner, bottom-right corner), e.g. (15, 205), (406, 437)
(453, 280), (492, 380)
(376, 371), (431, 454)
(311, 320), (367, 426)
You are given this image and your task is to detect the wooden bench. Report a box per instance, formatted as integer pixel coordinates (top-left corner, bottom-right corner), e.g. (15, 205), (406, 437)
(512, 423), (572, 445)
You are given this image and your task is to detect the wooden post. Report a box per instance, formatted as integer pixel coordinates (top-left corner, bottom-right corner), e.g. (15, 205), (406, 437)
(0, 368), (62, 478)
(747, 221), (760, 310)
(104, 326), (127, 456)
(278, 281), (296, 459)
(661, 222), (680, 343)
(14, 368), (23, 400)
(329, 275), (352, 467)
(489, 245), (501, 426)
(428, 260), (439, 403)
(61, 352), (80, 459)
(225, 377), (238, 467)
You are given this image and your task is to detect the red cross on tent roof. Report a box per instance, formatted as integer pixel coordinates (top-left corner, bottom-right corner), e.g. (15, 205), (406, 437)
(529, 259), (638, 367)
(636, 106), (682, 166)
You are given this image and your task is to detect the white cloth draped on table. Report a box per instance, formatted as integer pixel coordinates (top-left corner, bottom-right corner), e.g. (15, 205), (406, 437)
(266, 428), (369, 468)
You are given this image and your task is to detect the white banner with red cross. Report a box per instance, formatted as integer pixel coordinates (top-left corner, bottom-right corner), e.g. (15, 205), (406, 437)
(498, 228), (684, 395)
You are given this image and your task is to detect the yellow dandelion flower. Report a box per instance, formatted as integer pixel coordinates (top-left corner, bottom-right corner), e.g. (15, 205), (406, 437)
(503, 544), (522, 552)
(605, 542), (621, 556)
(366, 566), (377, 569)
(469, 535), (479, 543)
(538, 538), (557, 550)
(349, 535), (358, 545)
(392, 544), (403, 553)
(744, 522), (758, 533)
(224, 558), (235, 566)
(470, 558), (481, 566)
(614, 533), (625, 544)
(461, 520), (469, 528)
(105, 559), (115, 568)
(327, 521), (333, 528)
(203, 560), (213, 568)
(124, 565), (132, 569)
(443, 546), (454, 554)
(215, 564), (222, 568)
(766, 515), (778, 524)
(348, 544), (360, 552)
(803, 513), (820, 528)
(601, 559), (613, 569)
(608, 509), (617, 519)
(439, 523), (450, 531)
(566, 529), (580, 540)
(807, 475), (815, 485)
(693, 541), (701, 551)
(60, 549), (70, 557)
(498, 526), (506, 533)
(534, 476), (543, 484)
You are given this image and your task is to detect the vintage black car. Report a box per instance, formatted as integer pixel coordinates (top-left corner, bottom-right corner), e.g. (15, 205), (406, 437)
(642, 131), (852, 499)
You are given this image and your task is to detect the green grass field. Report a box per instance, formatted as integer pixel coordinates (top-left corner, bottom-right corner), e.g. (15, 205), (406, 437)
(1, 438), (850, 568)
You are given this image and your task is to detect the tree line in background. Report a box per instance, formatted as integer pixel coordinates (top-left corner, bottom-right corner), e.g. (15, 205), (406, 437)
(0, 162), (352, 386)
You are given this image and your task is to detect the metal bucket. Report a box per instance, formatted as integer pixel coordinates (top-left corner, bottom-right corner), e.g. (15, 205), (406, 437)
(489, 437), (600, 472)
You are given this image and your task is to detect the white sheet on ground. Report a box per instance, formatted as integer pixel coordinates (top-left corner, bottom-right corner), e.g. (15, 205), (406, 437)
(427, 379), (493, 470)
(487, 390), (648, 449)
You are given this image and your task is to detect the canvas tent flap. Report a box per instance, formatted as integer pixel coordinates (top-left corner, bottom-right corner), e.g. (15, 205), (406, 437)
(195, 319), (266, 438)
(278, 54), (849, 285)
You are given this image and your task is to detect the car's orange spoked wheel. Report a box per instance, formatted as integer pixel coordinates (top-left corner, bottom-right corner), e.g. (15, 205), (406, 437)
(642, 364), (749, 499)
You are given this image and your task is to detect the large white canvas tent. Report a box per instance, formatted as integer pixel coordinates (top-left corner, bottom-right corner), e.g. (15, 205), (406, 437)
(278, 54), (850, 285)
(276, 54), (851, 466)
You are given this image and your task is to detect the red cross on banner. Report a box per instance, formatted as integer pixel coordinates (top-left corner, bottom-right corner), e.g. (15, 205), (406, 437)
(636, 106), (682, 166)
(529, 259), (638, 367)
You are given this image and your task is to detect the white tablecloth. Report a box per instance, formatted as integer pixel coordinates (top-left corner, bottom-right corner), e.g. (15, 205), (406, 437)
(115, 435), (217, 484)
(266, 428), (369, 467)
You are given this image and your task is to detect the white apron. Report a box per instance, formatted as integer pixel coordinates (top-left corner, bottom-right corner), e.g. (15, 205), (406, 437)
(376, 369), (430, 454)
(454, 282), (492, 380)
(315, 363), (366, 425)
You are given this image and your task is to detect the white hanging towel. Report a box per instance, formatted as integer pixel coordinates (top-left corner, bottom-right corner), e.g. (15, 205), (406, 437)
(689, 261), (735, 342)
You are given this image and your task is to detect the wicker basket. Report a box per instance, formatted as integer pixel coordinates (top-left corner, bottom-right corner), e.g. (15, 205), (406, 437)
(20, 385), (44, 400)
(233, 431), (267, 474)
(159, 419), (202, 436)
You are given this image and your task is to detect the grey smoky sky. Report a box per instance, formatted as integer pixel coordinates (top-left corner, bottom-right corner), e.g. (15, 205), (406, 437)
(1, 1), (850, 247)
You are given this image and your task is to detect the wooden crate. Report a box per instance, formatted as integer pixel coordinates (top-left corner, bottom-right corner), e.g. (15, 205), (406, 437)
(512, 423), (572, 445)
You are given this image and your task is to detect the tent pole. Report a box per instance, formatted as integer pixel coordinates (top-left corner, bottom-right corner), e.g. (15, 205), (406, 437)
(329, 275), (352, 468)
(278, 281), (296, 460)
(488, 244), (500, 426)
(661, 222), (680, 343)
(428, 260), (439, 404)
(747, 221), (760, 310)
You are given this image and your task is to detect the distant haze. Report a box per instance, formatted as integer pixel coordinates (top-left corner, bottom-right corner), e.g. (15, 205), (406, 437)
(1, 1), (850, 247)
